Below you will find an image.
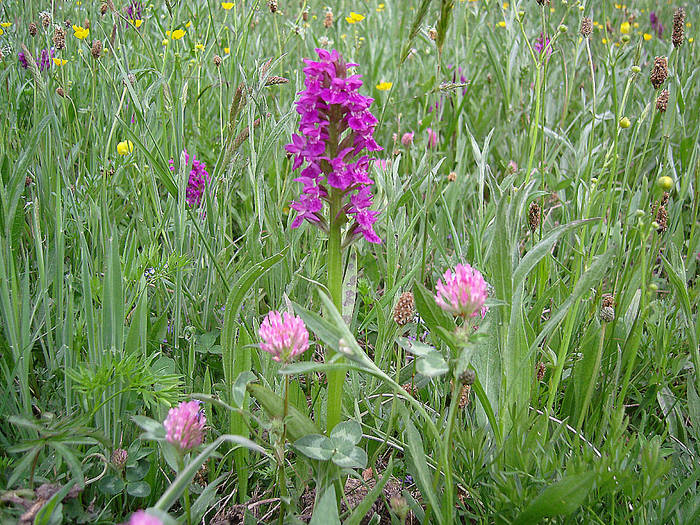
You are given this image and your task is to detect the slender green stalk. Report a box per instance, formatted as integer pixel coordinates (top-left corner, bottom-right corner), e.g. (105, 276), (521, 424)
(576, 323), (606, 431)
(326, 188), (344, 432)
(278, 374), (290, 524)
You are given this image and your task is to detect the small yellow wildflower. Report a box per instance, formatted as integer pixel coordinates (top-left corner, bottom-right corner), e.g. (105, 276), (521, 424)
(0, 22), (12, 28)
(345, 12), (365, 24)
(643, 33), (652, 41)
(73, 25), (89, 39)
(224, 47), (230, 54)
(52, 58), (68, 66)
(614, 3), (622, 8)
(130, 19), (143, 28)
(194, 42), (204, 51)
(502, 2), (509, 8)
(376, 81), (392, 91)
(497, 21), (506, 28)
(376, 3), (385, 12)
(117, 140), (134, 156)
(221, 2), (234, 9)
(0, 28), (3, 36)
(185, 21), (192, 28)
(620, 22), (630, 34)
(689, 38), (694, 43)
(602, 38), (608, 44)
(171, 29), (186, 40)
(633, 22), (639, 28)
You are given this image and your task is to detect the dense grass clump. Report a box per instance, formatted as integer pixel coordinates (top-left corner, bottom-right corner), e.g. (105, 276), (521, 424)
(0, 1), (698, 523)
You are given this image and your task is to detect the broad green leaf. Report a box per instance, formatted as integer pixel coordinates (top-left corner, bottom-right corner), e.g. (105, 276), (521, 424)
(310, 487), (341, 525)
(416, 351), (449, 378)
(330, 420), (362, 447)
(513, 472), (595, 524)
(293, 434), (335, 461)
(232, 371), (256, 408)
(98, 474), (125, 496)
(247, 383), (320, 441)
(127, 481), (152, 498)
(331, 445), (367, 469)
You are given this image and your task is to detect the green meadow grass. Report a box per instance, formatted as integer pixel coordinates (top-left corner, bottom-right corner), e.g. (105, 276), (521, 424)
(0, 0), (698, 523)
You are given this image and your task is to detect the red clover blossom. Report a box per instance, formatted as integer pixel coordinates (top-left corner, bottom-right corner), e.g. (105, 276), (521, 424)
(163, 400), (206, 452)
(127, 510), (162, 525)
(259, 311), (310, 363)
(285, 48), (382, 244)
(435, 263), (488, 319)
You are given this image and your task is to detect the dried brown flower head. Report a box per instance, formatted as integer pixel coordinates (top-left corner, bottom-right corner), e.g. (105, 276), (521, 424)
(267, 0), (278, 13)
(672, 7), (685, 48)
(656, 89), (669, 112)
(428, 27), (437, 41)
(324, 9), (333, 28)
(265, 76), (289, 86)
(53, 27), (66, 50)
(580, 17), (592, 38)
(41, 12), (51, 29)
(599, 306), (615, 323)
(536, 361), (546, 381)
(91, 39), (102, 59)
(602, 294), (615, 308)
(458, 384), (471, 409)
(213, 54), (222, 67)
(528, 201), (541, 232)
(29, 22), (38, 37)
(650, 56), (668, 89)
(447, 171), (457, 182)
(393, 291), (415, 326)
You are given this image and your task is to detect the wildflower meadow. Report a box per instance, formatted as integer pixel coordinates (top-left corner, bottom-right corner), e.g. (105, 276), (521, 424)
(1, 0), (699, 523)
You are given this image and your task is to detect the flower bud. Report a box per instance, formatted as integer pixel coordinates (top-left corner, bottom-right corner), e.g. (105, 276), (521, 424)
(656, 176), (673, 191)
(558, 24), (568, 33)
(619, 117), (631, 128)
(631, 65), (641, 73)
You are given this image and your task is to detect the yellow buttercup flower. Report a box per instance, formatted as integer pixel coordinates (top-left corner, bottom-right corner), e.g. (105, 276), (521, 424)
(185, 21), (192, 28)
(497, 20), (506, 28)
(194, 42), (204, 51)
(0, 28), (3, 36)
(376, 3), (385, 12)
(129, 19), (143, 28)
(620, 22), (630, 34)
(643, 33), (652, 41)
(345, 12), (365, 24)
(502, 2), (509, 8)
(224, 47), (230, 54)
(73, 25), (89, 39)
(221, 2), (234, 9)
(0, 22), (12, 28)
(376, 81), (392, 91)
(117, 140), (134, 156)
(52, 58), (68, 66)
(171, 29), (186, 40)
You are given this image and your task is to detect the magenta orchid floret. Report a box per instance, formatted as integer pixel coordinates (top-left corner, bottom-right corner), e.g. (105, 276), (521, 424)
(163, 400), (206, 452)
(127, 510), (162, 525)
(285, 48), (382, 244)
(435, 263), (488, 319)
(259, 311), (310, 363)
(169, 150), (210, 207)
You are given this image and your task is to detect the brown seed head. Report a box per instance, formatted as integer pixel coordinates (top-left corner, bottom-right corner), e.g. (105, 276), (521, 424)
(91, 39), (102, 59)
(393, 291), (415, 326)
(459, 369), (476, 386)
(101, 3), (109, 16)
(302, 10), (309, 22)
(324, 9), (333, 28)
(655, 205), (668, 234)
(458, 384), (471, 409)
(29, 22), (38, 37)
(267, 0), (278, 13)
(536, 361), (546, 381)
(65, 19), (72, 29)
(111, 448), (128, 471)
(56, 86), (67, 97)
(428, 27), (438, 41)
(600, 306), (615, 323)
(580, 17), (592, 38)
(650, 56), (668, 89)
(84, 19), (91, 30)
(656, 89), (669, 112)
(213, 54), (222, 67)
(265, 75), (289, 86)
(672, 7), (685, 48)
(528, 201), (541, 232)
(41, 12), (51, 29)
(447, 171), (457, 182)
(602, 294), (615, 308)
(53, 27), (66, 50)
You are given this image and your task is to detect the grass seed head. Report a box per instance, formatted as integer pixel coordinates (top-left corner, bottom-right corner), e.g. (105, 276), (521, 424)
(213, 54), (222, 67)
(91, 39), (102, 59)
(393, 291), (415, 326)
(580, 17), (592, 38)
(672, 7), (685, 48)
(656, 89), (669, 112)
(53, 27), (66, 50)
(528, 201), (541, 231)
(267, 0), (278, 13)
(324, 9), (333, 28)
(29, 22), (38, 37)
(650, 56), (668, 89)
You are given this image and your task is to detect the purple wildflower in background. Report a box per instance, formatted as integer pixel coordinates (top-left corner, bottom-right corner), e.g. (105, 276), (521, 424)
(18, 51), (29, 69)
(534, 33), (552, 60)
(169, 150), (210, 207)
(39, 48), (54, 72)
(163, 400), (206, 452)
(650, 11), (663, 38)
(126, 1), (143, 20)
(285, 48), (382, 244)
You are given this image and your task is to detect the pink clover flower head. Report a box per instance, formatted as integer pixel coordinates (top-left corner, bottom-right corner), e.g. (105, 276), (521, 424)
(163, 400), (206, 452)
(426, 128), (438, 148)
(127, 510), (162, 525)
(401, 132), (414, 146)
(259, 311), (310, 363)
(285, 48), (382, 244)
(169, 150), (210, 207)
(434, 263), (488, 319)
